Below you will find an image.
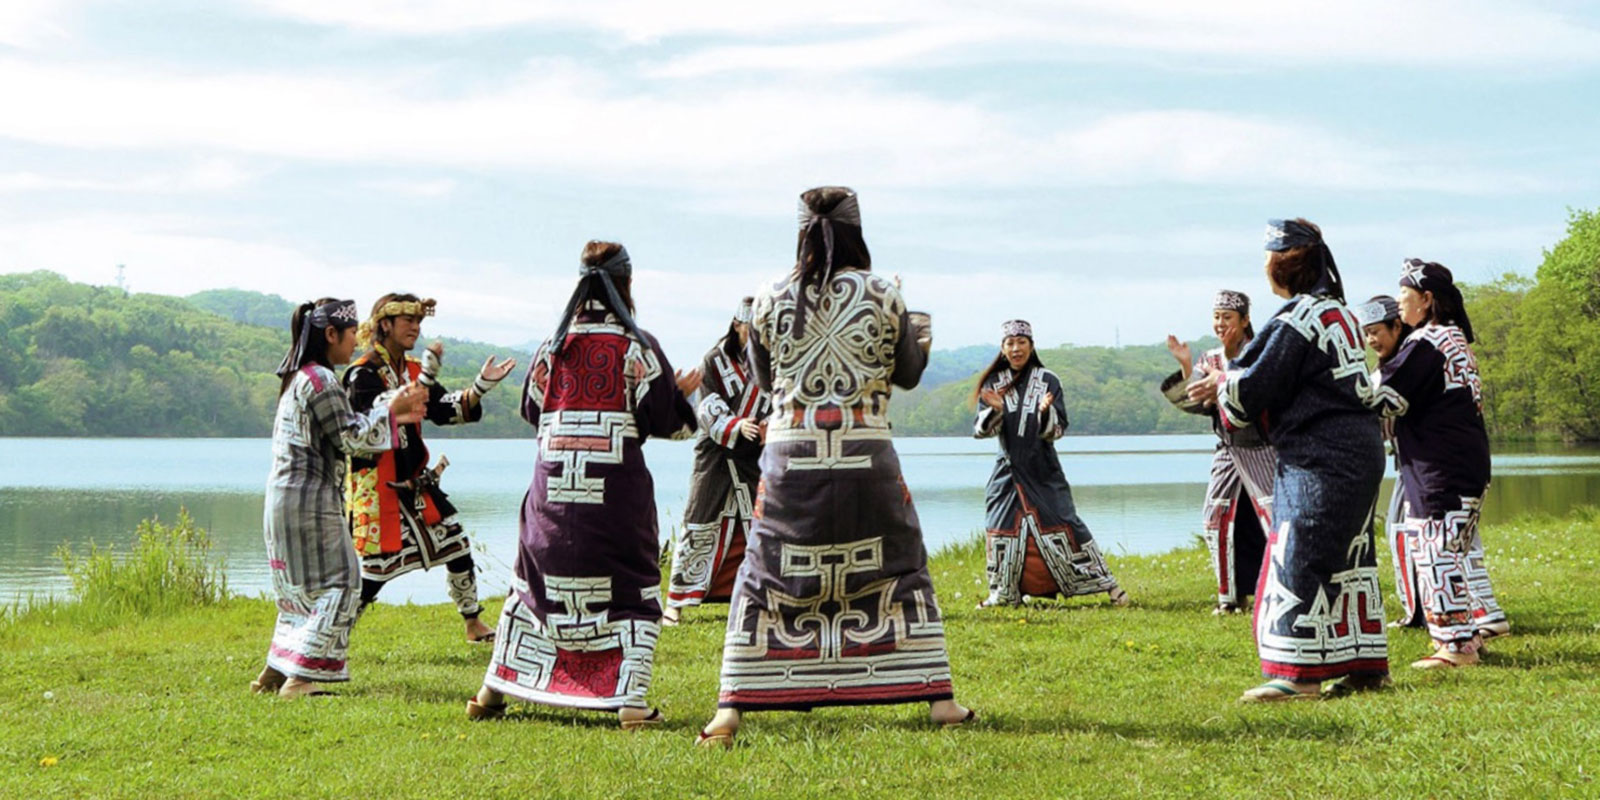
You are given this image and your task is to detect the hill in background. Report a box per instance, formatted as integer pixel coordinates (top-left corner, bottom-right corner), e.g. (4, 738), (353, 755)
(1, 272), (1209, 438)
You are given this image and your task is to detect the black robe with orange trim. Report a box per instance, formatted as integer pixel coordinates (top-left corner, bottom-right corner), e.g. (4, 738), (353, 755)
(975, 365), (1119, 604)
(343, 348), (481, 579)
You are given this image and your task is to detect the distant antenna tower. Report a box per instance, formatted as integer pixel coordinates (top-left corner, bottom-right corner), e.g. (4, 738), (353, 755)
(1115, 325), (1120, 348)
(115, 264), (127, 293)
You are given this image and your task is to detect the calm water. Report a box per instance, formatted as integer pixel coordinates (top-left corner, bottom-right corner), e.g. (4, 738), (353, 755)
(3, 436), (1598, 605)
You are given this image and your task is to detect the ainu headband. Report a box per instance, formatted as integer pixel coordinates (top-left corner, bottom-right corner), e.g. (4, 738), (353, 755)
(1264, 218), (1345, 302)
(1398, 258), (1474, 342)
(549, 245), (649, 356)
(1213, 290), (1249, 315)
(733, 296), (754, 325)
(372, 298), (436, 320)
(793, 186), (864, 337)
(1001, 319), (1033, 340)
(276, 298), (359, 378)
(1352, 295), (1401, 328)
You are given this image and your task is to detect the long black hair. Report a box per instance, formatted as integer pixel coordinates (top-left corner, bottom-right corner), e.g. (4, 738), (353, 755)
(277, 297), (340, 396)
(969, 346), (1045, 408)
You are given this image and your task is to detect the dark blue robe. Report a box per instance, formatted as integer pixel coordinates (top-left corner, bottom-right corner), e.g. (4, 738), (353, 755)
(1217, 294), (1389, 681)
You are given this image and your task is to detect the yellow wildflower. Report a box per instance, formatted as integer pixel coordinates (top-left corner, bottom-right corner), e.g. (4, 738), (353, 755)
(40, 756), (59, 768)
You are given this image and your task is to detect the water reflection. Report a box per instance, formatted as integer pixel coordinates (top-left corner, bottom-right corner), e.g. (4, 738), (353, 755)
(2, 436), (1595, 605)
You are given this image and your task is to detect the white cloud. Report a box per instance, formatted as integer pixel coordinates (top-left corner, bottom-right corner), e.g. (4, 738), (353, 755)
(0, 158), (256, 194)
(0, 0), (75, 49)
(360, 177), (457, 198)
(0, 58), (1534, 195)
(252, 0), (1600, 70)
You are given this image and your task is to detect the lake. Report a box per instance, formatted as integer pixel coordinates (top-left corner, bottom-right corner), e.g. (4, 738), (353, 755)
(4, 435), (1599, 605)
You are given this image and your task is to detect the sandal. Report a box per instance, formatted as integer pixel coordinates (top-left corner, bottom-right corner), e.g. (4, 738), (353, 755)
(1321, 674), (1392, 698)
(466, 697), (508, 721)
(1239, 679), (1318, 703)
(1477, 620), (1511, 640)
(620, 708), (664, 731)
(696, 729), (736, 749)
(940, 708), (977, 728)
(250, 673), (286, 695)
(662, 608), (682, 627)
(1108, 587), (1131, 607)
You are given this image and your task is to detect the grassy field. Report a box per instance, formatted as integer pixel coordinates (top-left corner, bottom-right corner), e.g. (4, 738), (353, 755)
(4, 513), (1599, 799)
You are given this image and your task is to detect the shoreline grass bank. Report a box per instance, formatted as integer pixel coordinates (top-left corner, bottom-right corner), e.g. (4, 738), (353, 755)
(3, 513), (1598, 799)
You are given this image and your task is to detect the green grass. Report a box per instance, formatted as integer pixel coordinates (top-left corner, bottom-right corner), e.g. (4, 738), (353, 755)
(4, 513), (1599, 799)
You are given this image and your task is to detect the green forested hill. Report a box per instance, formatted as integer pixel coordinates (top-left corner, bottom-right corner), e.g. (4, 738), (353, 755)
(0, 272), (533, 438)
(890, 339), (1216, 436)
(8, 202), (1600, 441)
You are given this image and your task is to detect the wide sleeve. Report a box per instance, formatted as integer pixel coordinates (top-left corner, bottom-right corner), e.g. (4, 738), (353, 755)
(424, 378), (482, 427)
(890, 303), (930, 391)
(1216, 320), (1311, 433)
(1374, 338), (1444, 419)
(696, 351), (745, 449)
(636, 335), (697, 441)
(520, 342), (552, 429)
(1039, 370), (1068, 442)
(1160, 366), (1211, 417)
(306, 367), (396, 456)
(343, 363), (385, 414)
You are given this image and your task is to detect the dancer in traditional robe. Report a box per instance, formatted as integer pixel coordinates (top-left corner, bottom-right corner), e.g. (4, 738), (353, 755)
(1372, 261), (1510, 669)
(1354, 295), (1424, 629)
(255, 298), (425, 698)
(1162, 290), (1275, 614)
(1358, 292), (1507, 640)
(1186, 218), (1389, 701)
(699, 187), (972, 748)
(975, 319), (1129, 608)
(664, 297), (769, 623)
(470, 241), (698, 728)
(343, 294), (515, 643)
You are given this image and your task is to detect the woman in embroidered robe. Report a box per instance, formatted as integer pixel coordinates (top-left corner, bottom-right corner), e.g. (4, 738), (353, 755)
(1358, 292), (1506, 639)
(1373, 261), (1510, 669)
(470, 241), (698, 728)
(699, 187), (972, 748)
(1162, 290), (1275, 614)
(1187, 218), (1390, 702)
(974, 319), (1128, 608)
(664, 297), (769, 623)
(343, 294), (515, 643)
(255, 298), (425, 698)
(1355, 295), (1424, 629)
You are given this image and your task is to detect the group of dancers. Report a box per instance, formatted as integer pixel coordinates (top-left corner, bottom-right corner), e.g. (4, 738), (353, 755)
(255, 187), (1509, 745)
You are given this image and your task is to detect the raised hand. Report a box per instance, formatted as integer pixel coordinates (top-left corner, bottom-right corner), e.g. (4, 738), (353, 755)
(676, 367), (703, 396)
(1165, 335), (1192, 379)
(979, 388), (1004, 410)
(1041, 391), (1055, 418)
(478, 355), (517, 384)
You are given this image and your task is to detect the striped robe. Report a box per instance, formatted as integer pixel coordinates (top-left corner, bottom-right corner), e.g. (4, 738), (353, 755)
(1161, 346), (1277, 608)
(263, 365), (397, 682)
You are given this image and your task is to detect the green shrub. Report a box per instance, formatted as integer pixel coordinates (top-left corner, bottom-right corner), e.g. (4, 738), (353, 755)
(54, 508), (229, 617)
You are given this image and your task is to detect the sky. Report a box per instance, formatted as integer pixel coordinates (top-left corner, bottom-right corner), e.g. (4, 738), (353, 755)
(2, 1), (1598, 360)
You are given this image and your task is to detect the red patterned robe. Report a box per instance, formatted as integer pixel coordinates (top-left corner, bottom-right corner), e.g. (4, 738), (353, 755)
(481, 308), (695, 709)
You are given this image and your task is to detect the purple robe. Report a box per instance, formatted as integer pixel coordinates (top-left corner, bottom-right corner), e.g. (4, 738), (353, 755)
(481, 309), (695, 710)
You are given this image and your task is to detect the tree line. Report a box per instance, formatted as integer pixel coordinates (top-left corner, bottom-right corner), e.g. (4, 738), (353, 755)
(2, 208), (1597, 440)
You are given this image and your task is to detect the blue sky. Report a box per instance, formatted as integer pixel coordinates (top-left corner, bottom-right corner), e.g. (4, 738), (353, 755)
(2, 1), (1598, 360)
